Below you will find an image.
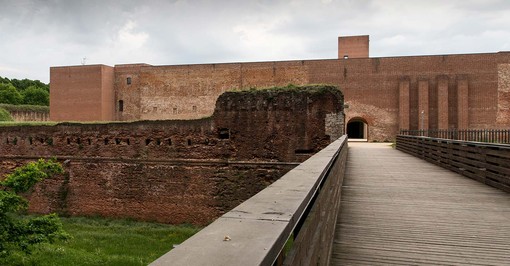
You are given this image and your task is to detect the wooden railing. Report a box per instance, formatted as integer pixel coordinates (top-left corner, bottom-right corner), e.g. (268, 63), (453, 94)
(150, 135), (348, 266)
(399, 129), (510, 144)
(397, 135), (510, 193)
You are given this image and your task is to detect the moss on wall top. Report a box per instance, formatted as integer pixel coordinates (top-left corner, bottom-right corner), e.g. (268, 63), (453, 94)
(229, 84), (343, 97)
(215, 84), (344, 114)
(0, 104), (50, 113)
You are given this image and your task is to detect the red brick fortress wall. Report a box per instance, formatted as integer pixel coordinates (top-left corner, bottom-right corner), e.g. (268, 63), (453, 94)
(49, 40), (510, 141)
(1, 86), (344, 225)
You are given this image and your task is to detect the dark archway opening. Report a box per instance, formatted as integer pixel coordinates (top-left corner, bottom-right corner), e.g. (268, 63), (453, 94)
(347, 119), (368, 139)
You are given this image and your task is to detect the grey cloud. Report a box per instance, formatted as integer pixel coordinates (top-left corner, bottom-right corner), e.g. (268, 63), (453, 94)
(0, 0), (509, 82)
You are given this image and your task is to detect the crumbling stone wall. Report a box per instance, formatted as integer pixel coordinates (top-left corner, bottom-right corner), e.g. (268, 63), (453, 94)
(0, 85), (344, 225)
(9, 110), (49, 122)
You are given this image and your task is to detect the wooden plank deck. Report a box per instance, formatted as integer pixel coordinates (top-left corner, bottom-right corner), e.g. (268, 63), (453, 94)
(331, 143), (510, 265)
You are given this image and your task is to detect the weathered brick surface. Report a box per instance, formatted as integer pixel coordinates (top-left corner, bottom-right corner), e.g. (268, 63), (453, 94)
(49, 43), (510, 141)
(0, 86), (344, 225)
(497, 63), (510, 125)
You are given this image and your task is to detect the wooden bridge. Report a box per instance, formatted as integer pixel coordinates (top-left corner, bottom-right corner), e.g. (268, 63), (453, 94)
(152, 136), (510, 265)
(331, 142), (510, 265)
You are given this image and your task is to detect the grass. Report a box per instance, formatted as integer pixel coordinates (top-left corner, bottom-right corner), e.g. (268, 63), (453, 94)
(0, 121), (57, 126)
(0, 104), (49, 113)
(1, 216), (201, 266)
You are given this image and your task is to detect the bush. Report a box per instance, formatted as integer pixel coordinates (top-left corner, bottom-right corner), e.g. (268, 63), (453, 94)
(0, 159), (69, 257)
(0, 107), (12, 121)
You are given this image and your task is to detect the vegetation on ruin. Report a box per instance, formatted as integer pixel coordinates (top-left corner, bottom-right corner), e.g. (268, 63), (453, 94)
(0, 104), (50, 113)
(0, 121), (57, 127)
(221, 84), (343, 106)
(234, 83), (340, 95)
(0, 107), (13, 121)
(0, 76), (49, 106)
(225, 84), (343, 102)
(0, 159), (68, 258)
(1, 216), (201, 266)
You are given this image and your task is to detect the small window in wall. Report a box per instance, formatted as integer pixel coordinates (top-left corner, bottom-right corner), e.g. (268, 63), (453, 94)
(218, 128), (230, 139)
(192, 106), (197, 112)
(127, 77), (132, 85)
(119, 100), (124, 112)
(173, 108), (178, 114)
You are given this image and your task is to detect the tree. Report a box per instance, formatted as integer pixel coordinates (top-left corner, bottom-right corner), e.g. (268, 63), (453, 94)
(9, 78), (49, 92)
(22, 85), (50, 106)
(0, 159), (68, 257)
(0, 83), (23, 105)
(0, 76), (10, 84)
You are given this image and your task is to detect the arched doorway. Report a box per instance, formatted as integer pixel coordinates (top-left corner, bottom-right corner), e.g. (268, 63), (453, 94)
(347, 118), (368, 140)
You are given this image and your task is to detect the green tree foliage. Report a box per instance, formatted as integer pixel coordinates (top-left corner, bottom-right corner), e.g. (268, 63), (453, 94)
(0, 159), (68, 256)
(0, 83), (23, 105)
(0, 76), (50, 106)
(22, 86), (50, 106)
(0, 76), (10, 84)
(4, 77), (49, 92)
(0, 107), (13, 121)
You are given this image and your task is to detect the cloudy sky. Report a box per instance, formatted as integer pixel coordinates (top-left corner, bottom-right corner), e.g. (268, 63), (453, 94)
(1, 0), (509, 83)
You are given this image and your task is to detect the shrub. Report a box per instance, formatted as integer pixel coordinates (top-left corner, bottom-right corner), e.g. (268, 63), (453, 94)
(0, 159), (69, 256)
(0, 107), (12, 121)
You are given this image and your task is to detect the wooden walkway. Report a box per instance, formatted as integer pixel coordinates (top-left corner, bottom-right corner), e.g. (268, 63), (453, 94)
(331, 143), (510, 265)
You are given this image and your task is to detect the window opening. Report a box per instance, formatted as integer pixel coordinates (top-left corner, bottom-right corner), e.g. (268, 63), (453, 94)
(218, 128), (230, 139)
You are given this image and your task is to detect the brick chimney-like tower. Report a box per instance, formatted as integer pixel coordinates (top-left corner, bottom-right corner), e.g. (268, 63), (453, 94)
(338, 35), (369, 59)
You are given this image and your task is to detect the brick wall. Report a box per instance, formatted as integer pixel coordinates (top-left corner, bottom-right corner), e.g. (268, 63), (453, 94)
(338, 35), (369, 59)
(1, 86), (344, 225)
(50, 65), (115, 121)
(497, 63), (510, 125)
(49, 51), (510, 141)
(8, 110), (49, 122)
